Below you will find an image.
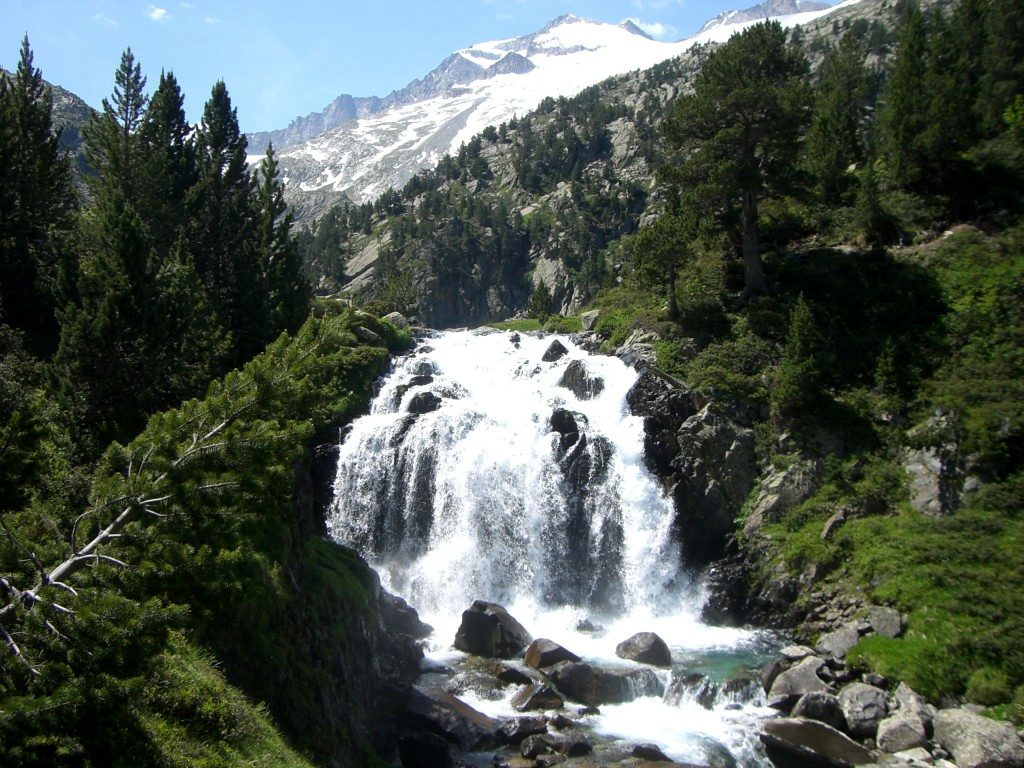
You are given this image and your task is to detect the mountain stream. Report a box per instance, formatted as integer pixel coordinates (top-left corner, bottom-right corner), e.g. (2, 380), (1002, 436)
(328, 329), (779, 766)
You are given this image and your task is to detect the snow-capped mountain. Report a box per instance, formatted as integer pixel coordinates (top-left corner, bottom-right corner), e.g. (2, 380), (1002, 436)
(259, 4), (844, 209)
(698, 0), (832, 33)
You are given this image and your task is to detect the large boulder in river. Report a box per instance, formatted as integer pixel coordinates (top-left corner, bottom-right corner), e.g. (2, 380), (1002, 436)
(838, 682), (888, 739)
(525, 639), (580, 669)
(768, 657), (829, 711)
(404, 685), (501, 750)
(408, 391), (442, 415)
(615, 632), (672, 668)
(933, 708), (1024, 768)
(760, 717), (874, 768)
(453, 600), (532, 659)
(550, 408), (586, 450)
(546, 661), (664, 707)
(559, 359), (605, 400)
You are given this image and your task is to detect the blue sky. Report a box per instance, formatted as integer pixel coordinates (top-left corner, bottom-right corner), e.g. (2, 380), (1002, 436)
(3, 0), (749, 133)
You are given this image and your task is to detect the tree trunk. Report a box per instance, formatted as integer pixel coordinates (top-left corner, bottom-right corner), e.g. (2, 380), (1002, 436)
(741, 190), (767, 297)
(667, 262), (679, 321)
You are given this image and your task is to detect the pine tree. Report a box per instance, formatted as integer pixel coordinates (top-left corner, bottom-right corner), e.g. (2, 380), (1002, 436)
(662, 22), (811, 297)
(977, 0), (1024, 136)
(140, 71), (196, 254)
(877, 2), (929, 188)
(527, 278), (552, 321)
(633, 213), (697, 321)
(256, 144), (309, 337)
(854, 160), (890, 248)
(0, 37), (76, 351)
(806, 33), (874, 203)
(188, 81), (257, 361)
(772, 294), (822, 425)
(84, 48), (148, 203)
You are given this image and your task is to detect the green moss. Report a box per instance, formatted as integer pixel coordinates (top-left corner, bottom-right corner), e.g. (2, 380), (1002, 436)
(490, 319), (542, 331)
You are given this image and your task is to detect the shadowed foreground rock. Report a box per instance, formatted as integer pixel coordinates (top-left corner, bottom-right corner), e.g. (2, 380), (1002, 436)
(403, 685), (501, 750)
(760, 717), (874, 768)
(454, 600), (532, 658)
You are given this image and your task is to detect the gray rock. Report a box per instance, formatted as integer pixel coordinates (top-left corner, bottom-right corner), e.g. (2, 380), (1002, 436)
(895, 683), (937, 732)
(353, 325), (382, 345)
(744, 459), (821, 537)
(894, 747), (934, 764)
(511, 683), (564, 712)
(525, 639), (581, 669)
(521, 733), (557, 759)
(768, 656), (829, 711)
(616, 329), (659, 367)
(615, 632), (672, 668)
(580, 310), (600, 331)
(933, 708), (1024, 768)
(404, 685), (501, 750)
(559, 359), (605, 400)
(816, 623), (863, 659)
(792, 691), (848, 732)
(761, 717), (875, 768)
(782, 645), (818, 662)
(839, 683), (889, 739)
(453, 600), (532, 659)
(821, 510), (846, 540)
(868, 606), (904, 639)
(762, 658), (790, 693)
(497, 715), (548, 745)
(878, 713), (928, 753)
(383, 311), (410, 329)
(546, 661), (664, 707)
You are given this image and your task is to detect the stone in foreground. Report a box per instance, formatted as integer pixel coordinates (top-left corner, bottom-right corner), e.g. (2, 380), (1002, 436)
(546, 660), (664, 707)
(933, 708), (1024, 768)
(404, 685), (500, 751)
(511, 682), (564, 712)
(760, 717), (874, 768)
(525, 638), (581, 669)
(615, 631), (672, 668)
(768, 657), (829, 711)
(876, 712), (927, 753)
(453, 600), (532, 659)
(838, 683), (888, 739)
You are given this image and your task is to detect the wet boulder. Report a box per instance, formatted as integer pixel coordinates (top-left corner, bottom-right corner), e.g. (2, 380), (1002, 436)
(453, 600), (532, 659)
(546, 661), (664, 707)
(521, 733), (558, 759)
(493, 662), (533, 686)
(525, 639), (581, 669)
(791, 692), (847, 732)
(838, 682), (889, 739)
(615, 631), (672, 668)
(404, 685), (501, 750)
(633, 743), (674, 762)
(511, 683), (564, 712)
(408, 391), (442, 415)
(398, 732), (453, 768)
(559, 359), (605, 400)
(933, 708), (1024, 768)
(497, 715), (549, 745)
(767, 656), (829, 711)
(664, 670), (718, 710)
(760, 717), (874, 768)
(542, 339), (569, 362)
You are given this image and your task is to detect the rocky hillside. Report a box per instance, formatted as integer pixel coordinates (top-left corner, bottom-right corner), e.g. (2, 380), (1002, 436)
(296, 0), (905, 328)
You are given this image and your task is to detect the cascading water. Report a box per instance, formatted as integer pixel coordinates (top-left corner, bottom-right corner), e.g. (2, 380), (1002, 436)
(328, 329), (778, 766)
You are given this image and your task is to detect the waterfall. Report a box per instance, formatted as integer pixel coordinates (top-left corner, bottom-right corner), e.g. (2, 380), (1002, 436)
(328, 328), (776, 768)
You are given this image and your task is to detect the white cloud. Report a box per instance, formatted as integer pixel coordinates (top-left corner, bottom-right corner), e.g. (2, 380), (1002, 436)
(204, 16), (222, 24)
(180, 2), (197, 9)
(624, 17), (677, 39)
(147, 5), (170, 22)
(93, 12), (118, 26)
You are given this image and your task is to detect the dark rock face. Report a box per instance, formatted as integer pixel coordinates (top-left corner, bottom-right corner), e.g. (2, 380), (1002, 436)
(497, 716), (549, 745)
(550, 408), (585, 448)
(525, 639), (581, 669)
(511, 683), (564, 711)
(494, 662), (533, 686)
(633, 743), (674, 762)
(559, 359), (605, 400)
(546, 661), (664, 707)
(403, 685), (501, 750)
(542, 339), (569, 362)
(615, 632), (672, 668)
(453, 600), (532, 658)
(398, 732), (454, 768)
(760, 717), (874, 768)
(700, 554), (752, 626)
(380, 591), (433, 639)
(408, 391), (443, 414)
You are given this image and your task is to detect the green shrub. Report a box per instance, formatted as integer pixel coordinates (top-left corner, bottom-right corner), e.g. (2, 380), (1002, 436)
(966, 667), (1012, 706)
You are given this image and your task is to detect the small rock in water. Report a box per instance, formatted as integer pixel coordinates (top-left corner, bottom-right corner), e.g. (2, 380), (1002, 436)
(521, 733), (557, 759)
(407, 391), (442, 415)
(664, 670), (718, 709)
(542, 339), (569, 362)
(574, 618), (604, 633)
(615, 631), (672, 668)
(633, 743), (673, 762)
(498, 716), (549, 745)
(511, 683), (564, 712)
(525, 638), (581, 669)
(493, 662), (533, 686)
(559, 359), (605, 400)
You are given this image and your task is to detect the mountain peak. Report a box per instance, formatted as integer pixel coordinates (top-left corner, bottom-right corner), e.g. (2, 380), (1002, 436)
(698, 0), (833, 33)
(618, 20), (655, 40)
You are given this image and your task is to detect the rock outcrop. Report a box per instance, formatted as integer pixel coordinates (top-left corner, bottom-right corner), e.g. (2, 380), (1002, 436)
(453, 601), (532, 658)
